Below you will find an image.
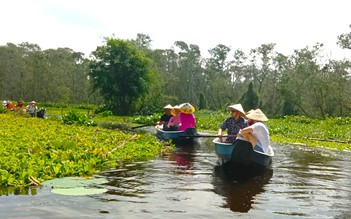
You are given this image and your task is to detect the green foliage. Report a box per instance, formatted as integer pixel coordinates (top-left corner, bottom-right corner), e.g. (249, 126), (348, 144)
(2, 32), (351, 117)
(0, 44), (94, 105)
(267, 115), (351, 149)
(89, 37), (152, 116)
(93, 105), (113, 117)
(98, 110), (113, 117)
(40, 102), (68, 108)
(41, 102), (96, 111)
(94, 104), (111, 114)
(198, 92), (207, 110)
(195, 110), (227, 131)
(0, 107), (9, 114)
(282, 98), (298, 115)
(0, 114), (164, 190)
(337, 24), (351, 49)
(240, 81), (259, 111)
(132, 113), (161, 125)
(61, 111), (97, 126)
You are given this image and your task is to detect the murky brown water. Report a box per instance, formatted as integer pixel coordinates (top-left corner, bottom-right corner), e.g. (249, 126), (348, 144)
(1, 137), (351, 219)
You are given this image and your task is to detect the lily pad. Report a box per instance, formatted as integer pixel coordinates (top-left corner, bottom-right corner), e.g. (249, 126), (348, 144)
(42, 177), (107, 188)
(41, 177), (108, 196)
(51, 187), (108, 196)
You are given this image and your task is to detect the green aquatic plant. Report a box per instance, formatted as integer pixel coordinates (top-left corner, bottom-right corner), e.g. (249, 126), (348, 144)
(61, 110), (97, 126)
(0, 114), (164, 190)
(41, 177), (108, 196)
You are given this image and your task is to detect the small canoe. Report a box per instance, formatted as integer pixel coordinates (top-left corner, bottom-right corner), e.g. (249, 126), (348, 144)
(155, 126), (197, 144)
(213, 138), (274, 167)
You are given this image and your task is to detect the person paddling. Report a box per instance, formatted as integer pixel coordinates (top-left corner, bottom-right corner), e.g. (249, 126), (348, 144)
(237, 108), (273, 155)
(156, 104), (173, 129)
(218, 104), (248, 143)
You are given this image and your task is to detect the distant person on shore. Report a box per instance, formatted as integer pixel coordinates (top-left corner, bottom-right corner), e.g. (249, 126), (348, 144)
(6, 100), (14, 111)
(237, 108), (273, 154)
(218, 104), (248, 143)
(16, 98), (24, 109)
(26, 101), (38, 117)
(156, 104), (173, 129)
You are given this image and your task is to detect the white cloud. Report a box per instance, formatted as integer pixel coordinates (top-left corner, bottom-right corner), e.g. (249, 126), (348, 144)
(1, 0), (350, 59)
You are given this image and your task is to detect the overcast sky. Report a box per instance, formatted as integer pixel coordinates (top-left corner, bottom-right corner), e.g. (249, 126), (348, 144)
(1, 0), (350, 59)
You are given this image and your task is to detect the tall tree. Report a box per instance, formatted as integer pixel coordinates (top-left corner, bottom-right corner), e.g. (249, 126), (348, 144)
(337, 24), (351, 50)
(89, 37), (152, 115)
(239, 81), (259, 111)
(204, 44), (232, 109)
(173, 41), (203, 105)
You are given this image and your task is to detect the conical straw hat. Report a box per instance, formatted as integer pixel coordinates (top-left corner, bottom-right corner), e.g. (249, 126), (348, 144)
(227, 104), (245, 115)
(179, 103), (195, 114)
(171, 105), (180, 116)
(163, 104), (173, 109)
(246, 108), (268, 122)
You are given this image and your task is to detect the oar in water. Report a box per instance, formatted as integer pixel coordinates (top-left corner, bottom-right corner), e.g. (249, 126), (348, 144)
(131, 124), (157, 129)
(131, 123), (170, 129)
(180, 134), (237, 138)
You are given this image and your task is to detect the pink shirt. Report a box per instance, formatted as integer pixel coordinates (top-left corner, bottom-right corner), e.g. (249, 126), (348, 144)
(179, 113), (196, 131)
(168, 116), (181, 127)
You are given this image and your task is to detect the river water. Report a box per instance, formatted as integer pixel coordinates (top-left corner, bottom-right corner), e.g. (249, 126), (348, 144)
(1, 137), (351, 219)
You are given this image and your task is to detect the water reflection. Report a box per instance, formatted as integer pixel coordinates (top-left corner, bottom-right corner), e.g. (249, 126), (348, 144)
(212, 164), (273, 213)
(2, 140), (351, 218)
(168, 145), (195, 171)
(0, 186), (38, 196)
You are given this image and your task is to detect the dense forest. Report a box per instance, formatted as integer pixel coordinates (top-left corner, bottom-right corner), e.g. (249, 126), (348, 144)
(1, 25), (351, 118)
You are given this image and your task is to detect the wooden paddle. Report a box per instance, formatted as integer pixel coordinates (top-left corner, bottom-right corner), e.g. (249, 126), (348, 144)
(131, 122), (171, 129)
(131, 124), (157, 129)
(180, 134), (237, 138)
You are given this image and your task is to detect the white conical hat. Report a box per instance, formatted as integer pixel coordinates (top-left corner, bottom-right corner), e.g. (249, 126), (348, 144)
(163, 104), (173, 109)
(246, 109), (268, 122)
(227, 104), (245, 115)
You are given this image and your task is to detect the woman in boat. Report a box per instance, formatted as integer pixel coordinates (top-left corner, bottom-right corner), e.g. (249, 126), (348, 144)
(218, 104), (248, 143)
(166, 105), (181, 131)
(178, 102), (196, 131)
(237, 108), (273, 154)
(156, 104), (173, 129)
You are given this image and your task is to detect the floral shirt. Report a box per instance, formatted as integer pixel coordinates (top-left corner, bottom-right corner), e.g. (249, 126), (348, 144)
(220, 117), (248, 142)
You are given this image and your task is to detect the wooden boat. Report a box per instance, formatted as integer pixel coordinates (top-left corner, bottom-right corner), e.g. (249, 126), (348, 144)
(155, 126), (197, 144)
(213, 137), (274, 167)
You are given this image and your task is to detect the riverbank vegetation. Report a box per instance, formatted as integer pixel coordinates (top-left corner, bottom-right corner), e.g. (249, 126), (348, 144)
(1, 26), (351, 118)
(0, 108), (350, 192)
(0, 113), (166, 192)
(1, 25), (351, 192)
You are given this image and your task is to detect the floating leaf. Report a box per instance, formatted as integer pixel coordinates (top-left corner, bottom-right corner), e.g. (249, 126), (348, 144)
(41, 177), (107, 189)
(51, 187), (108, 196)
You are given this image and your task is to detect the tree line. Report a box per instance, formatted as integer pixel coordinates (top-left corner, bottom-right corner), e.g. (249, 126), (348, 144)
(1, 25), (351, 118)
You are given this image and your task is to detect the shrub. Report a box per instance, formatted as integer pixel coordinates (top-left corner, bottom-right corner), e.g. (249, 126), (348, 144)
(61, 111), (97, 126)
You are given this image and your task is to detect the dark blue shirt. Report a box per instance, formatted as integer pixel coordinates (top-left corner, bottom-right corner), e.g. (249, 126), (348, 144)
(220, 117), (248, 142)
(160, 114), (172, 123)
